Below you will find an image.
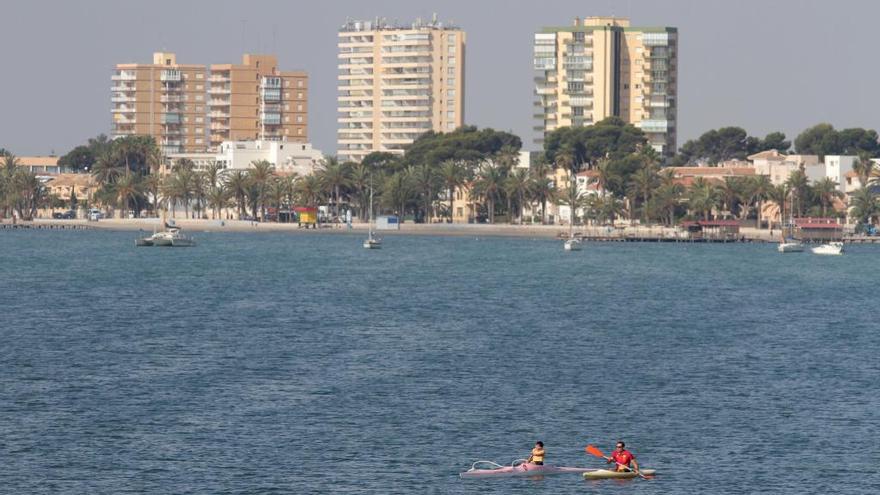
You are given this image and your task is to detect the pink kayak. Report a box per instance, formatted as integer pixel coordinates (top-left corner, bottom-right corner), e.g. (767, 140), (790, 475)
(460, 460), (595, 479)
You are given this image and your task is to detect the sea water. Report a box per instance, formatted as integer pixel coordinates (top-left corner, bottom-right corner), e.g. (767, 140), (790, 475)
(1, 230), (878, 494)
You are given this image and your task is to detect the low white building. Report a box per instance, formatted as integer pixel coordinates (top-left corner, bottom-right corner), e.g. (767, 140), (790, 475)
(215, 141), (324, 176)
(166, 140), (324, 176)
(748, 150), (819, 185)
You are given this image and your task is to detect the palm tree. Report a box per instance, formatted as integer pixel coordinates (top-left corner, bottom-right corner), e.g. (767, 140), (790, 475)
(849, 187), (880, 226)
(766, 184), (790, 231)
(114, 172), (143, 218)
(207, 183), (229, 220)
(91, 150), (123, 187)
(410, 164), (438, 223)
(10, 169), (46, 221)
(192, 172), (208, 219)
(785, 169), (809, 218)
(504, 168), (530, 224)
(529, 174), (555, 225)
(627, 165), (659, 223)
(653, 182), (684, 226)
(853, 152), (877, 188)
(556, 175), (585, 227)
(749, 175), (772, 229)
(143, 174), (163, 216)
(225, 169), (250, 219)
(249, 160), (275, 221)
(438, 160), (466, 223)
(1, 154), (21, 219)
(383, 169), (415, 221)
(494, 144), (521, 172)
(687, 177), (720, 221)
(594, 157), (618, 196)
(812, 177), (843, 217)
(317, 156), (349, 220)
(279, 174), (298, 222)
(471, 164), (506, 223)
(348, 164), (371, 221)
(296, 174), (323, 209)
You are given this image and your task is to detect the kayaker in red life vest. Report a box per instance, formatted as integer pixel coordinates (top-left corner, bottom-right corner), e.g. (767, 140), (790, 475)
(527, 441), (545, 465)
(607, 441), (639, 473)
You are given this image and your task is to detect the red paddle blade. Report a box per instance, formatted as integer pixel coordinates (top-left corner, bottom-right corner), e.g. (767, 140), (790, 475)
(585, 445), (605, 458)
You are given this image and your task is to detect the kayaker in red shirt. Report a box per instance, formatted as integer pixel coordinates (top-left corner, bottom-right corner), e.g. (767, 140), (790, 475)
(607, 441), (640, 473)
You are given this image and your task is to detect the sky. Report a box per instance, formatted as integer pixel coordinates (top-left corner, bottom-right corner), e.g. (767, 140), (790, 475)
(1, 0), (877, 156)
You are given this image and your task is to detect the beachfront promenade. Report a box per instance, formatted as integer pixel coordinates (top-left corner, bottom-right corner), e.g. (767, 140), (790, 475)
(3, 218), (800, 242)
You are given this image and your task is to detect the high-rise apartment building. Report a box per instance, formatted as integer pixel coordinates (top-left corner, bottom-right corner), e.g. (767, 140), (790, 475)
(208, 54), (308, 149)
(337, 16), (465, 162)
(113, 53), (308, 154)
(534, 17), (678, 157)
(112, 52), (208, 154)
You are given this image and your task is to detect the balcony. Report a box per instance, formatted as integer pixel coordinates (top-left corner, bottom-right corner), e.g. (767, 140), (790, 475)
(111, 73), (137, 81)
(209, 86), (231, 94)
(209, 111), (230, 119)
(111, 85), (135, 92)
(111, 106), (136, 114)
(208, 99), (229, 106)
(160, 70), (181, 82)
(111, 95), (135, 103)
(637, 119), (670, 133)
(162, 113), (181, 124)
(536, 87), (556, 95)
(260, 112), (282, 125)
(261, 88), (281, 102)
(209, 75), (230, 83)
(160, 95), (184, 103)
(114, 116), (136, 124)
(210, 123), (229, 131)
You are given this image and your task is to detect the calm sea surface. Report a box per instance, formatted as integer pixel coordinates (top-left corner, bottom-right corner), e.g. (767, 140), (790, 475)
(1, 229), (879, 494)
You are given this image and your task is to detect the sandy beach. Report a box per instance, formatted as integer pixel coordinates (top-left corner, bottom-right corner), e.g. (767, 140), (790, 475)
(18, 217), (784, 241)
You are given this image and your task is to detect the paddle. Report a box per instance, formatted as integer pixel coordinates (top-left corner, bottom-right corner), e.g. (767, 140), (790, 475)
(585, 445), (649, 480)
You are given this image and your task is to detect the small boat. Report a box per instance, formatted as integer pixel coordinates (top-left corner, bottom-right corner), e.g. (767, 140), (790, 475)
(364, 176), (382, 249)
(778, 241), (804, 253)
(138, 226), (195, 247)
(811, 241), (843, 255)
(563, 238), (582, 251)
(460, 460), (594, 479)
(583, 469), (657, 480)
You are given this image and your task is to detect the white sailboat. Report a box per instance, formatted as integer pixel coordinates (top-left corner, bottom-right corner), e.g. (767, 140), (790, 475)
(563, 205), (581, 251)
(777, 190), (803, 253)
(363, 178), (381, 249)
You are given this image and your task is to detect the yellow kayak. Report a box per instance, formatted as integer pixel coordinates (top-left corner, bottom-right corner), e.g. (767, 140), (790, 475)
(583, 469), (656, 479)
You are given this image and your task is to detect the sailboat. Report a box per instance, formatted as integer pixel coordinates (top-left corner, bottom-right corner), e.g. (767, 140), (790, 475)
(777, 190), (803, 253)
(363, 177), (382, 249)
(563, 205), (582, 251)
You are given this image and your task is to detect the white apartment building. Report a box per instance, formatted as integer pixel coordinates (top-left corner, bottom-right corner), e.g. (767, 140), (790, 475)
(337, 16), (466, 162)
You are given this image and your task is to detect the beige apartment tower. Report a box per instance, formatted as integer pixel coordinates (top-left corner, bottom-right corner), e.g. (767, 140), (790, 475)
(208, 54), (308, 149)
(112, 52), (207, 154)
(337, 17), (465, 162)
(534, 17), (678, 157)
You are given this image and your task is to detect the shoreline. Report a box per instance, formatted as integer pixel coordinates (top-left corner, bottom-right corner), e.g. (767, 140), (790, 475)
(5, 218), (795, 242)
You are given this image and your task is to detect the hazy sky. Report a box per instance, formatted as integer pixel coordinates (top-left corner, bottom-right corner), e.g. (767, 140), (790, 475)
(1, 0), (877, 156)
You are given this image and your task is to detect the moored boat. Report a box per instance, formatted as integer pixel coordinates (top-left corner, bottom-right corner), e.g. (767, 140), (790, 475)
(583, 468), (656, 480)
(778, 241), (804, 253)
(811, 241), (843, 255)
(460, 460), (594, 479)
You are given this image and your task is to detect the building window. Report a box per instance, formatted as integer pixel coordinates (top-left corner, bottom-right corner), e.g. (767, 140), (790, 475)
(296, 115), (303, 123)
(285, 116), (290, 122)
(297, 104), (303, 111)
(447, 111), (455, 119)
(447, 89), (455, 97)
(448, 57), (456, 66)
(298, 128), (303, 135)
(297, 80), (304, 87)
(196, 73), (203, 79)
(297, 92), (303, 99)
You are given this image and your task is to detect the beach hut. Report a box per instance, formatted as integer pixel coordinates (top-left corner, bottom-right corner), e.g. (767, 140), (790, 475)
(295, 207), (318, 229)
(681, 220), (741, 241)
(376, 215), (400, 230)
(795, 217), (843, 242)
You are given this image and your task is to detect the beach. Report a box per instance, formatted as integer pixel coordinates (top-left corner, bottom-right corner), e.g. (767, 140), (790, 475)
(18, 217), (786, 241)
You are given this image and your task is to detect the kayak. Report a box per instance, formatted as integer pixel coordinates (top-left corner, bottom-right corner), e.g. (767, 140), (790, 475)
(583, 468), (656, 479)
(460, 460), (594, 479)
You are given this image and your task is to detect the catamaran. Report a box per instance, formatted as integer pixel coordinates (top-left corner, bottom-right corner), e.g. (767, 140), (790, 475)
(363, 177), (381, 249)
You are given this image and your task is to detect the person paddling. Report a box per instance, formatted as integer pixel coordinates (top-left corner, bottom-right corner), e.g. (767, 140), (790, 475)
(527, 441), (545, 465)
(607, 441), (639, 473)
